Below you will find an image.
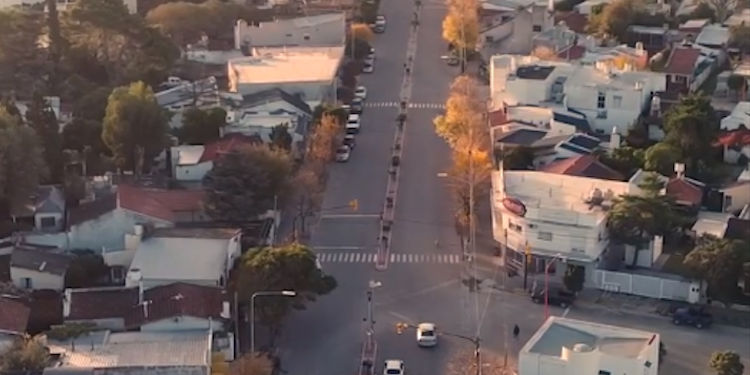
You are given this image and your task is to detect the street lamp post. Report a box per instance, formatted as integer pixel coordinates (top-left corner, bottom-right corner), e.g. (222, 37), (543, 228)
(366, 280), (382, 340)
(250, 290), (297, 354)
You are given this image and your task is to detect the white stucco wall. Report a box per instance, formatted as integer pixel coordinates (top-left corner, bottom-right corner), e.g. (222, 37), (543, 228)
(141, 316), (226, 333)
(68, 209), (172, 252)
(34, 212), (64, 232)
(175, 161), (214, 182)
(11, 267), (64, 290)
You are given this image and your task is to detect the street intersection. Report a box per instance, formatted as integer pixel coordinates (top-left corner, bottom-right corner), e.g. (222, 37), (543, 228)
(276, 0), (750, 373)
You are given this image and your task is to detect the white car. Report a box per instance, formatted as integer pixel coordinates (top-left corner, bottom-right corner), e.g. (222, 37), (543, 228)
(354, 86), (367, 100)
(346, 114), (361, 134)
(416, 323), (437, 347)
(364, 56), (376, 66)
(362, 62), (374, 73)
(383, 360), (404, 375)
(335, 145), (351, 162)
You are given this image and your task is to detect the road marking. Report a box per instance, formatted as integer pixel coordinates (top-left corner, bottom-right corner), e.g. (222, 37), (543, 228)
(313, 246), (363, 251)
(387, 311), (415, 324)
(364, 101), (400, 108)
(407, 102), (445, 109)
(316, 252), (463, 264)
(320, 214), (381, 219)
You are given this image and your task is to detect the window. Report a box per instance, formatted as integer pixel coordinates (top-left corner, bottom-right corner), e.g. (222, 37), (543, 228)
(22, 277), (32, 289)
(508, 221), (523, 233)
(485, 35), (494, 43)
(533, 25), (542, 32)
(597, 91), (606, 109)
(612, 95), (622, 108)
(303, 33), (311, 41)
(598, 371), (611, 375)
(40, 216), (56, 229)
(537, 231), (552, 241)
(572, 247), (584, 253)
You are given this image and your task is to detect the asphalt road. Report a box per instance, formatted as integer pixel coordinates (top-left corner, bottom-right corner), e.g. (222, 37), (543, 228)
(277, 0), (750, 373)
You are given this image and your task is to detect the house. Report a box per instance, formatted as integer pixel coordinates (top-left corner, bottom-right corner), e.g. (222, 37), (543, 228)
(554, 12), (588, 34)
(155, 76), (220, 129)
(234, 13), (346, 50)
(64, 282), (231, 333)
(715, 127), (750, 164)
(227, 46), (345, 106)
(10, 245), (71, 290)
(491, 167), (635, 278)
(721, 101), (750, 131)
(542, 154), (624, 180)
(12, 185), (67, 233)
(58, 184), (208, 253)
(625, 25), (678, 55)
(576, 44), (649, 71)
(47, 330), (214, 372)
(519, 317), (659, 375)
(479, 0), (554, 56)
(678, 19), (710, 41)
(663, 47), (713, 93)
(0, 296), (30, 350)
(665, 175), (704, 208)
(170, 134), (262, 182)
(489, 55), (666, 134)
(221, 88), (314, 154)
(532, 22), (578, 57)
(126, 227), (242, 289)
(724, 8), (750, 27)
(720, 178), (750, 213)
(695, 24), (730, 50)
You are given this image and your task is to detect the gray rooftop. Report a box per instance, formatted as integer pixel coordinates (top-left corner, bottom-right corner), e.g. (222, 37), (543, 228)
(497, 128), (548, 145)
(516, 65), (555, 80)
(11, 246), (71, 276)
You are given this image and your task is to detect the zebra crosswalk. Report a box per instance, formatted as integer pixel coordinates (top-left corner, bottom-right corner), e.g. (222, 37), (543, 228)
(316, 252), (461, 264)
(363, 102), (446, 110)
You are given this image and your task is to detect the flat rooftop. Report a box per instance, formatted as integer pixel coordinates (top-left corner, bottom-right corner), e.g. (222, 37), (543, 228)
(524, 317), (658, 359)
(229, 46), (344, 85)
(516, 65), (556, 80)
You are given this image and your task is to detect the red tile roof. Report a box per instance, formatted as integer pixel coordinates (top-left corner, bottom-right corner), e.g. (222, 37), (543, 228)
(27, 290), (62, 334)
(199, 134), (262, 163)
(715, 128), (750, 147)
(0, 296), (30, 334)
(65, 283), (228, 329)
(555, 11), (588, 34)
(542, 155), (624, 181)
(664, 48), (701, 75)
(488, 110), (508, 127)
(118, 185), (205, 222)
(666, 178), (703, 206)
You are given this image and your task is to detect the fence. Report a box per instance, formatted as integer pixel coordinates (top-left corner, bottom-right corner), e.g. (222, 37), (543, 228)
(593, 269), (702, 303)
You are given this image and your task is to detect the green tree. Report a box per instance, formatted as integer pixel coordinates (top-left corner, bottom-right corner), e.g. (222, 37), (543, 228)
(0, 9), (47, 95)
(145, 1), (207, 46)
(727, 74), (746, 101)
(709, 351), (745, 375)
(563, 264), (585, 293)
(586, 0), (649, 41)
(662, 94), (718, 171)
(601, 146), (645, 177)
(269, 123), (293, 152)
(46, 0), (64, 94)
(0, 336), (50, 372)
(235, 243), (337, 341)
(45, 322), (97, 344)
(102, 81), (168, 174)
(64, 0), (179, 85)
(178, 107), (225, 145)
(687, 2), (716, 22)
(644, 142), (682, 176)
(501, 146), (535, 170)
(684, 237), (750, 305)
(203, 145), (292, 222)
(0, 108), (48, 218)
(25, 94), (63, 183)
(65, 250), (109, 288)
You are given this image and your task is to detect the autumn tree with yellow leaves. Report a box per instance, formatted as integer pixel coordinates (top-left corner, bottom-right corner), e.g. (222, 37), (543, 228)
(442, 0), (479, 72)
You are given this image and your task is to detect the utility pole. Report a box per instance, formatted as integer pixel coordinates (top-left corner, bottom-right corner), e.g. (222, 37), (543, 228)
(523, 241), (530, 290)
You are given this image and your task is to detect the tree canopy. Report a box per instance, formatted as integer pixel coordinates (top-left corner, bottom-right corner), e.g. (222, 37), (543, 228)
(269, 123), (293, 152)
(710, 351), (745, 375)
(684, 237), (750, 305)
(644, 142), (681, 176)
(203, 145), (293, 222)
(178, 107), (225, 145)
(662, 94), (719, 172)
(102, 81), (169, 174)
(0, 336), (50, 372)
(235, 243), (337, 336)
(442, 0), (479, 51)
(729, 25), (750, 54)
(0, 9), (46, 96)
(0, 108), (48, 218)
(25, 94), (63, 183)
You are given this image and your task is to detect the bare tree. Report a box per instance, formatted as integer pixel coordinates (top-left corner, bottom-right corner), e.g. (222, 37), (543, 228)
(447, 349), (517, 375)
(706, 0), (737, 23)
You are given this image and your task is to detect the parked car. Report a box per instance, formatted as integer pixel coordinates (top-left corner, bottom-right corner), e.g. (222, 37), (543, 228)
(355, 86), (367, 100)
(364, 55), (375, 66)
(530, 285), (576, 308)
(362, 62), (374, 73)
(416, 323), (437, 347)
(343, 134), (356, 150)
(383, 360), (404, 375)
(672, 307), (713, 329)
(374, 15), (386, 33)
(335, 145), (351, 162)
(351, 98), (364, 114)
(346, 114), (361, 134)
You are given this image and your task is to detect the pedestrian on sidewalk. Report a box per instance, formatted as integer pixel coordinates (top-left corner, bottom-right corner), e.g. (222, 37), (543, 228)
(513, 324), (520, 339)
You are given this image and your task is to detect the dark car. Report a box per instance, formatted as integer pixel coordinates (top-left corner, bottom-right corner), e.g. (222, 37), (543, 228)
(343, 134), (356, 150)
(672, 307), (713, 329)
(351, 98), (363, 114)
(530, 285), (576, 308)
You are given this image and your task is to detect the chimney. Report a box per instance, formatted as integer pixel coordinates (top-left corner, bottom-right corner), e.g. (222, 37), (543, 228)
(142, 299), (150, 318)
(126, 267), (142, 288)
(674, 163), (685, 179)
(138, 280), (144, 305)
(63, 289), (72, 318)
(610, 127), (621, 149)
(650, 95), (661, 117)
(221, 301), (231, 319)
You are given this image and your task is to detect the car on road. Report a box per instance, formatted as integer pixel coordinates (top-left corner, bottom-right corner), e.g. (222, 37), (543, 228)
(335, 145), (351, 162)
(355, 86), (367, 100)
(343, 134), (356, 150)
(362, 62), (374, 73)
(440, 55), (459, 66)
(374, 15), (386, 33)
(350, 98), (364, 114)
(530, 285), (576, 308)
(416, 322), (437, 347)
(383, 360), (404, 375)
(346, 114), (361, 134)
(367, 48), (376, 60)
(672, 307), (713, 329)
(364, 55), (375, 66)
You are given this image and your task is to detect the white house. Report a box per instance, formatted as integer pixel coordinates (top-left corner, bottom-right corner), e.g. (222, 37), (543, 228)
(489, 55), (666, 134)
(234, 13), (346, 50)
(519, 317), (660, 375)
(227, 46), (345, 107)
(126, 227), (242, 289)
(721, 101), (750, 131)
(479, 0), (554, 56)
(10, 246), (71, 291)
(170, 134), (261, 182)
(155, 76), (220, 129)
(491, 166), (638, 278)
(715, 127), (750, 164)
(63, 282), (231, 333)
